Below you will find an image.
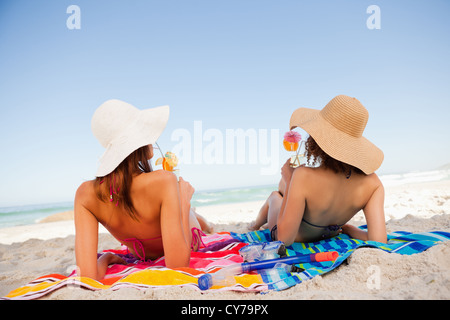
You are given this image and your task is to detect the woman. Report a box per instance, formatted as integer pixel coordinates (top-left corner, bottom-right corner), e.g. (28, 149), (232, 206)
(74, 99), (210, 280)
(250, 95), (387, 245)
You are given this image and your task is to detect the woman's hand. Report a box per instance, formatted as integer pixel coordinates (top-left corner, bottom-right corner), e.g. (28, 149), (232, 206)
(99, 252), (126, 265)
(178, 177), (195, 206)
(281, 159), (295, 183)
(96, 252), (126, 279)
(341, 224), (369, 241)
(177, 177), (196, 254)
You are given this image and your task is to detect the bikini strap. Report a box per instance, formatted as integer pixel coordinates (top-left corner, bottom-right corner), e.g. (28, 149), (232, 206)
(191, 228), (206, 251)
(120, 235), (162, 261)
(302, 218), (344, 238)
(302, 218), (344, 229)
(121, 238), (146, 261)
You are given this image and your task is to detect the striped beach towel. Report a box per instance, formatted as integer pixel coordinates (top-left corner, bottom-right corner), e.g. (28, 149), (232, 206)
(3, 232), (266, 300)
(232, 226), (450, 290)
(3, 227), (449, 299)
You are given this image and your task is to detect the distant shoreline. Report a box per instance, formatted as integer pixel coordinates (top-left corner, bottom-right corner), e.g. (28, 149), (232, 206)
(37, 210), (74, 223)
(1, 169), (449, 229)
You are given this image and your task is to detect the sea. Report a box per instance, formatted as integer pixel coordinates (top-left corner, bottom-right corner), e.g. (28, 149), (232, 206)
(0, 184), (276, 229)
(1, 169), (449, 229)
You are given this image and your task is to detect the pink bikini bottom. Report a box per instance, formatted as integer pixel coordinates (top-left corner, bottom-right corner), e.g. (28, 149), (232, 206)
(120, 228), (205, 261)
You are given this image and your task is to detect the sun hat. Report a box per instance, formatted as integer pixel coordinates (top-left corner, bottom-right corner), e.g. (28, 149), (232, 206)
(289, 95), (383, 174)
(91, 99), (170, 177)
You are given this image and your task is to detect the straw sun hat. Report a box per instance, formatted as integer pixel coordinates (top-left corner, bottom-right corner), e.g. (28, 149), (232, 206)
(91, 99), (170, 177)
(289, 95), (383, 175)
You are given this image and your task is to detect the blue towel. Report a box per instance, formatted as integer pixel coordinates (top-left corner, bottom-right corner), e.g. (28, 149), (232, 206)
(231, 226), (450, 291)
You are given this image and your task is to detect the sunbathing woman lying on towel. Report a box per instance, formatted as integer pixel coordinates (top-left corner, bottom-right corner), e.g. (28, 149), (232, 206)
(74, 99), (211, 280)
(250, 95), (387, 245)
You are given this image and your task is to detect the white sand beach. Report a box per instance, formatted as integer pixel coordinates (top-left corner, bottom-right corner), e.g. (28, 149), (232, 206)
(0, 180), (449, 300)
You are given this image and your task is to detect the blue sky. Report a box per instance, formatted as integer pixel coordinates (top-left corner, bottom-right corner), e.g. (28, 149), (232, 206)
(0, 0), (449, 206)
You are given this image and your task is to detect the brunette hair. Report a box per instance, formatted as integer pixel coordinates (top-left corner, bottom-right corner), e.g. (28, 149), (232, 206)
(304, 136), (363, 176)
(94, 145), (152, 220)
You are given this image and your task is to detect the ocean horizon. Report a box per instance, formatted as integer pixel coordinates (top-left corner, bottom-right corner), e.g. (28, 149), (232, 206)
(0, 184), (277, 229)
(1, 168), (449, 229)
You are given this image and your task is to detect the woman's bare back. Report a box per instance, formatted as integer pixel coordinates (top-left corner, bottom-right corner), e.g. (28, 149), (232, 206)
(76, 170), (186, 262)
(294, 166), (384, 242)
(275, 165), (386, 244)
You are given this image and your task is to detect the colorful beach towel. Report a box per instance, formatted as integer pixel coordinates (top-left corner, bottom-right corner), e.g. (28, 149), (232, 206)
(232, 226), (450, 291)
(3, 232), (265, 300)
(3, 227), (450, 300)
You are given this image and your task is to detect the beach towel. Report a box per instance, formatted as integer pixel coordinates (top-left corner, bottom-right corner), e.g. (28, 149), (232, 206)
(3, 232), (265, 300)
(3, 227), (450, 300)
(231, 226), (450, 291)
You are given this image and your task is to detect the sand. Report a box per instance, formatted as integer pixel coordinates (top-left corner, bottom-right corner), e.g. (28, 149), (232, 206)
(0, 180), (449, 300)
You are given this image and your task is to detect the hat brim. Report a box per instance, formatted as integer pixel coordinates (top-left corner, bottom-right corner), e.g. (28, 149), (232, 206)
(96, 105), (170, 177)
(290, 107), (383, 174)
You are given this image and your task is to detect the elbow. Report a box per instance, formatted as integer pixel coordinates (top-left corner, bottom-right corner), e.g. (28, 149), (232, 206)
(165, 252), (190, 269)
(375, 235), (387, 244)
(166, 259), (190, 269)
(276, 225), (295, 247)
(280, 238), (294, 247)
(76, 267), (100, 281)
(368, 233), (387, 244)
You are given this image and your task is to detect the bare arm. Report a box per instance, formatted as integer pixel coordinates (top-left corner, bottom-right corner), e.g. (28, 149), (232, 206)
(74, 184), (126, 280)
(364, 183), (387, 243)
(342, 183), (387, 243)
(74, 184), (100, 280)
(178, 177), (195, 247)
(277, 167), (307, 246)
(159, 173), (191, 268)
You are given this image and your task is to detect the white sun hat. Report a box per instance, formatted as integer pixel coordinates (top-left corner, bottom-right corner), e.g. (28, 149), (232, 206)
(91, 99), (170, 177)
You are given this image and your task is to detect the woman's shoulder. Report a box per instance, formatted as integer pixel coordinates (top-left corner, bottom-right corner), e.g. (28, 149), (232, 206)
(363, 172), (384, 193)
(75, 180), (94, 198)
(360, 172), (383, 187)
(139, 170), (177, 184)
(351, 172), (384, 202)
(74, 180), (98, 208)
(292, 165), (324, 179)
(134, 170), (178, 194)
(293, 166), (383, 189)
